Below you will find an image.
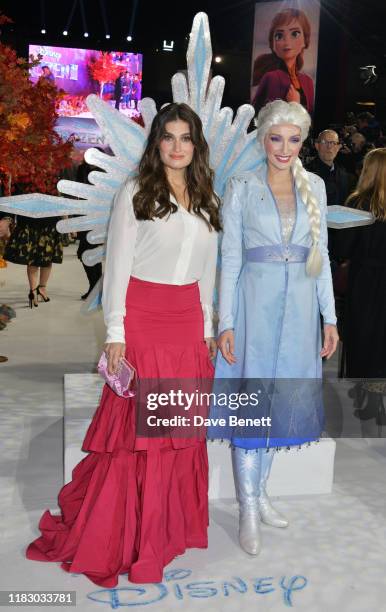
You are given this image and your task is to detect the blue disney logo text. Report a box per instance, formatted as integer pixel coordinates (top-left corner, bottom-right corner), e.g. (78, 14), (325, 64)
(87, 569), (307, 608)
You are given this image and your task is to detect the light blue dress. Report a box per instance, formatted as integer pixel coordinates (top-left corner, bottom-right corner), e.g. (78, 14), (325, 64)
(209, 162), (337, 449)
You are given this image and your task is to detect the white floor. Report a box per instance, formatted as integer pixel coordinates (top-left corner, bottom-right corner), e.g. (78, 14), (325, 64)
(1, 244), (386, 612)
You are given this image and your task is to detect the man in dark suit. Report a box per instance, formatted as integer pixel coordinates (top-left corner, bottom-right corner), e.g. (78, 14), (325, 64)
(307, 129), (356, 258)
(307, 129), (356, 207)
(307, 130), (357, 334)
(114, 72), (124, 110)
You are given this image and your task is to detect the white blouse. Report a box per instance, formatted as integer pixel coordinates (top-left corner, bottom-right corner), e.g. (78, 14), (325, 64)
(102, 180), (219, 344)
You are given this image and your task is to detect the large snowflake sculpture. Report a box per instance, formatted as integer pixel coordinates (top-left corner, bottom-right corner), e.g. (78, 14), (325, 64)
(0, 12), (262, 310)
(1, 12), (370, 311)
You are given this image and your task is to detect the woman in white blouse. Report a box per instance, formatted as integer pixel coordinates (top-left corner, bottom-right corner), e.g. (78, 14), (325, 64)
(26, 103), (220, 587)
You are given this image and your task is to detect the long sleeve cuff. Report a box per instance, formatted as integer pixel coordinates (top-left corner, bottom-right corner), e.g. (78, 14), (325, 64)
(218, 315), (234, 335)
(202, 303), (214, 338)
(323, 316), (337, 326)
(105, 323), (126, 344)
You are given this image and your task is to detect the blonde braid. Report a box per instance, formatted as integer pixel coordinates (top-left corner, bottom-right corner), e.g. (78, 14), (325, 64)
(292, 157), (323, 277)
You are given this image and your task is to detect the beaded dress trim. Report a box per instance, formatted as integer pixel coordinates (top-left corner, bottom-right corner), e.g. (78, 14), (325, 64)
(276, 195), (296, 244)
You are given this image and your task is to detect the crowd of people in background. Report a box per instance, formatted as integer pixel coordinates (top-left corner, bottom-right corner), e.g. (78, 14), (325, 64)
(301, 110), (386, 433)
(114, 71), (142, 111)
(302, 111), (385, 176)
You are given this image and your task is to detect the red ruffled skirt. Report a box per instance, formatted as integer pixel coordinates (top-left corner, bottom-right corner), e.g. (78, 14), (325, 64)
(26, 277), (214, 587)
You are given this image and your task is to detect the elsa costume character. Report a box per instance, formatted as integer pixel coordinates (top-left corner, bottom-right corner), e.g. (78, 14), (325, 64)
(212, 100), (338, 556)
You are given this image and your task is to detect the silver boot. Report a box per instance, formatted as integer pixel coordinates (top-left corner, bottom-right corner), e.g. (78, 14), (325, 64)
(232, 447), (261, 555)
(258, 449), (289, 528)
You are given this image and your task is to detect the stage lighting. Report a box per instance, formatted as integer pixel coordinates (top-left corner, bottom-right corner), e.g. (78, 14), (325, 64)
(163, 40), (174, 52)
(41, 29), (46, 34)
(214, 56), (222, 63)
(84, 32), (89, 38)
(105, 34), (110, 39)
(127, 35), (132, 42)
(63, 30), (68, 36)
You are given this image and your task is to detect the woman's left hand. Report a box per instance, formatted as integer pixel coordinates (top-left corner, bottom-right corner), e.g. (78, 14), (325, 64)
(320, 324), (339, 359)
(205, 337), (217, 360)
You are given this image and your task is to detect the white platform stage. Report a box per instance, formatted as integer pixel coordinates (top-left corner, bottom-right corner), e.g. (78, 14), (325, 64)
(3, 243), (386, 612)
(64, 374), (336, 498)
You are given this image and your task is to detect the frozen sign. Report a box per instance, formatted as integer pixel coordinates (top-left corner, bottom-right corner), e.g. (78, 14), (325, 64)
(28, 44), (143, 120)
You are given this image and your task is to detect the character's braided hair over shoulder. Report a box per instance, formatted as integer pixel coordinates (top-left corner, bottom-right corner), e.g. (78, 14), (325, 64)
(292, 157), (322, 276)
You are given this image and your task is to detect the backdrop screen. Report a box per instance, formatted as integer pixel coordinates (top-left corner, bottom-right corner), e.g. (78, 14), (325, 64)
(29, 45), (143, 119)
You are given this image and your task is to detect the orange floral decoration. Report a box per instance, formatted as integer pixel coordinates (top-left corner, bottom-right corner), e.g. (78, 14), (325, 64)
(0, 18), (73, 196)
(88, 52), (123, 97)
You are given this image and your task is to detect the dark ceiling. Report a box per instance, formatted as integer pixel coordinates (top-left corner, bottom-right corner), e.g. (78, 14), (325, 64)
(1, 0), (384, 61)
(0, 0), (252, 54)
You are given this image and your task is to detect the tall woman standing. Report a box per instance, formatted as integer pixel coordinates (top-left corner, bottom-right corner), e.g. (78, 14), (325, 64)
(26, 103), (220, 586)
(338, 148), (386, 379)
(214, 100), (338, 556)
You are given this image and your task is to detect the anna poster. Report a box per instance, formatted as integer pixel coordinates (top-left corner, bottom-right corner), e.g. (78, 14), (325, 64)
(251, 0), (321, 116)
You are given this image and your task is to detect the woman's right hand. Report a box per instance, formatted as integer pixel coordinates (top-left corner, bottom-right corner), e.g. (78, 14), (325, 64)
(104, 342), (126, 375)
(217, 330), (237, 365)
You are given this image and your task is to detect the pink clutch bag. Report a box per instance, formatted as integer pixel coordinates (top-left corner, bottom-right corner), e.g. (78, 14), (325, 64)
(97, 352), (137, 398)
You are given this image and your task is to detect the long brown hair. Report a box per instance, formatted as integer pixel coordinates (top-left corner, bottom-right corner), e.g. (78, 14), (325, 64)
(253, 8), (311, 86)
(346, 148), (386, 221)
(132, 103), (221, 231)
